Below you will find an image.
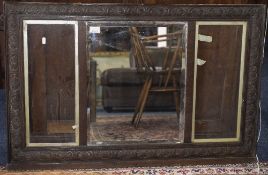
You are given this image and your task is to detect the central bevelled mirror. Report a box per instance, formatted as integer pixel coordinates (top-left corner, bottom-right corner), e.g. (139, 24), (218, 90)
(87, 22), (187, 145)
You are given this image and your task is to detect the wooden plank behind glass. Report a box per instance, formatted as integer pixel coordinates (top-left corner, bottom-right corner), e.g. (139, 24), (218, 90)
(28, 24), (75, 135)
(195, 25), (243, 139)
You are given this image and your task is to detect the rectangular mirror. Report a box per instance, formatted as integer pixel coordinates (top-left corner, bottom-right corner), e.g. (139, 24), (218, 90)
(87, 22), (187, 145)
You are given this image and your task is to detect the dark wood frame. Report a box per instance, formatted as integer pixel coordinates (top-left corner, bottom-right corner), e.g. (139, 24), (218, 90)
(5, 2), (266, 169)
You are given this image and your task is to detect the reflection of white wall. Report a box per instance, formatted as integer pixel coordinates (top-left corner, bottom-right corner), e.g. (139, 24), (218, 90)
(93, 56), (130, 78)
(92, 55), (130, 106)
(157, 27), (167, 48)
(89, 26), (101, 34)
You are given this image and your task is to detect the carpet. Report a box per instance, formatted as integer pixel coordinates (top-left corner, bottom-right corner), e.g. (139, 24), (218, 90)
(89, 113), (182, 144)
(0, 163), (268, 175)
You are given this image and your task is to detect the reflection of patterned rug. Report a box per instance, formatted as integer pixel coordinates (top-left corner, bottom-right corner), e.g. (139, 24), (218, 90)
(1, 163), (268, 174)
(89, 114), (182, 143)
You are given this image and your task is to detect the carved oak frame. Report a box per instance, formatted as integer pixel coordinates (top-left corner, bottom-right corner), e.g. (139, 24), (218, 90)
(5, 2), (266, 169)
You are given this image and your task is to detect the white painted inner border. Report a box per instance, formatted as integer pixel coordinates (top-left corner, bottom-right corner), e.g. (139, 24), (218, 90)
(192, 21), (247, 143)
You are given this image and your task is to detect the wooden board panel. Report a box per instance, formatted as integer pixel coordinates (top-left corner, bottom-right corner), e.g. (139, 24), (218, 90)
(194, 25), (243, 139)
(28, 24), (75, 135)
(78, 21), (88, 145)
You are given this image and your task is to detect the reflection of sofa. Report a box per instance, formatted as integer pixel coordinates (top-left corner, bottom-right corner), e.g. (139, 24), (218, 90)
(100, 48), (181, 112)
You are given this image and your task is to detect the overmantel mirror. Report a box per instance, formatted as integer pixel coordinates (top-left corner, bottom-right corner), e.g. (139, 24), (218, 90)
(5, 2), (266, 169)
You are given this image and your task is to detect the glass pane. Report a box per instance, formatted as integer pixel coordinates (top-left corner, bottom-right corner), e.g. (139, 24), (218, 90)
(193, 22), (247, 142)
(24, 21), (79, 146)
(87, 22), (187, 145)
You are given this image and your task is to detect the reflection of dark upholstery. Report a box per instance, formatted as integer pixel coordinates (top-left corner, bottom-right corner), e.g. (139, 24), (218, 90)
(100, 48), (180, 112)
(101, 69), (175, 112)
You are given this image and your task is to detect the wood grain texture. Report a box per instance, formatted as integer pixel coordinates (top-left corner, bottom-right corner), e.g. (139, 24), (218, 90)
(195, 25), (243, 139)
(78, 21), (88, 145)
(88, 60), (96, 123)
(28, 25), (48, 134)
(184, 22), (196, 143)
(28, 24), (76, 136)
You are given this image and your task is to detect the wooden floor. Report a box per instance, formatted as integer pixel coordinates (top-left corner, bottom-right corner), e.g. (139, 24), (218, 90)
(47, 120), (74, 134)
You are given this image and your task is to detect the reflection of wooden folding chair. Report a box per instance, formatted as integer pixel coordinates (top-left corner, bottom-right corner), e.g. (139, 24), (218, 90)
(129, 27), (183, 127)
